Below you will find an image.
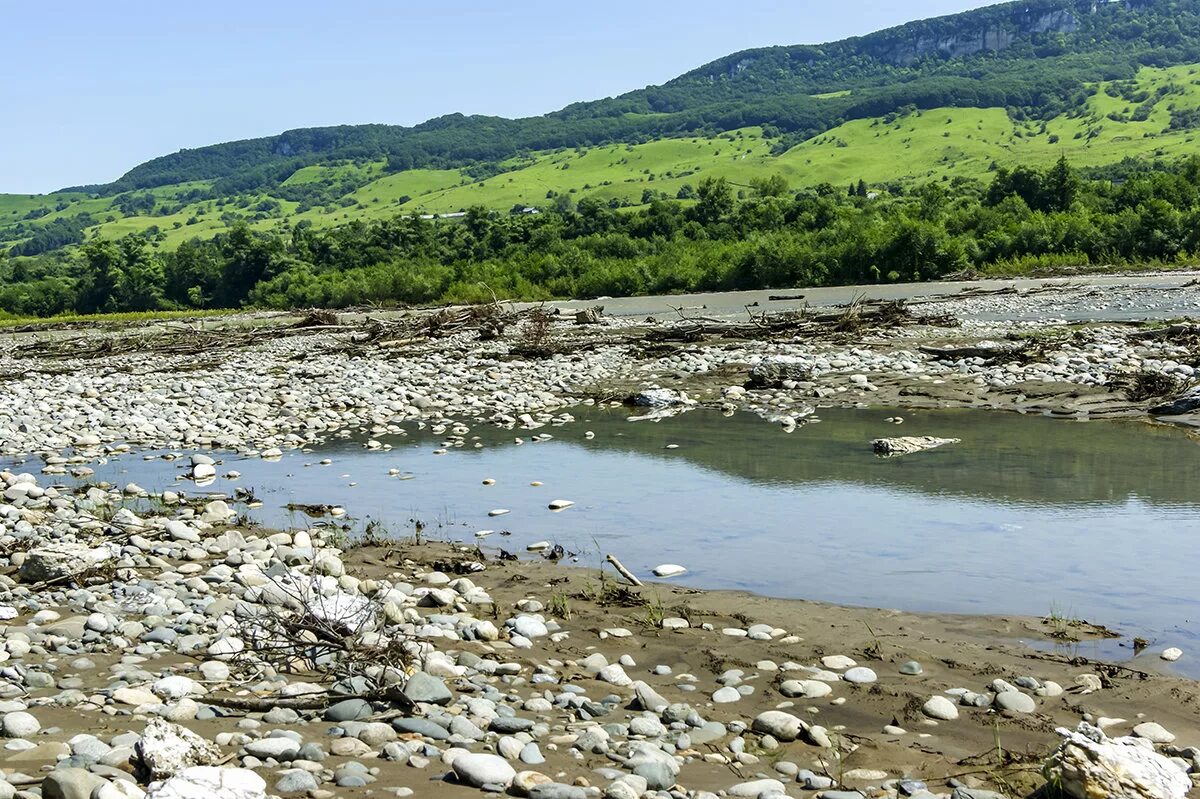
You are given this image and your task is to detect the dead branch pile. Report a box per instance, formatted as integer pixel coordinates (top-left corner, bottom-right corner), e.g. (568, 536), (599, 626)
(292, 308), (341, 328)
(6, 325), (300, 361)
(232, 566), (412, 688)
(646, 298), (958, 343)
(1112, 369), (1194, 402)
(1127, 323), (1200, 348)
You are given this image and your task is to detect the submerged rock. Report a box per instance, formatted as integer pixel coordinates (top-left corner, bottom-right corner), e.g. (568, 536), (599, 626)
(871, 436), (960, 457)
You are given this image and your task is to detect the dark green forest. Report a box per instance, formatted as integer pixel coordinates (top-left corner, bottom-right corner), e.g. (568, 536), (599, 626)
(8, 156), (1200, 317)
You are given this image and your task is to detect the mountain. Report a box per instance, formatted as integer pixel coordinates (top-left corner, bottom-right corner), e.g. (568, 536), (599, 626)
(7, 0), (1200, 260)
(59, 0), (1200, 196)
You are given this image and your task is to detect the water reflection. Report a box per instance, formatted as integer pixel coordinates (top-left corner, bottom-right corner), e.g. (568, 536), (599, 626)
(11, 407), (1199, 673)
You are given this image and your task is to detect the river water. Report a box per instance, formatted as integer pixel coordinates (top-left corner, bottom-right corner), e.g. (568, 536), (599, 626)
(14, 406), (1200, 672)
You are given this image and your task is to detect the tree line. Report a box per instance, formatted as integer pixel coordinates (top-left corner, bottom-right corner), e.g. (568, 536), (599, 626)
(7, 155), (1200, 317)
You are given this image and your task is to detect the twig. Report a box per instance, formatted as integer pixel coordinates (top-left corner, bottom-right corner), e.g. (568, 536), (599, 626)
(605, 554), (642, 587)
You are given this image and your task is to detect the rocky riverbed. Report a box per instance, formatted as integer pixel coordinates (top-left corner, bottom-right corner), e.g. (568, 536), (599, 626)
(0, 277), (1197, 798)
(0, 465), (1197, 799)
(2, 278), (1200, 460)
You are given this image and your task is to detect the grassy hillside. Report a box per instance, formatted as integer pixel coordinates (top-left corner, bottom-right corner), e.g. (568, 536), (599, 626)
(8, 63), (1200, 257)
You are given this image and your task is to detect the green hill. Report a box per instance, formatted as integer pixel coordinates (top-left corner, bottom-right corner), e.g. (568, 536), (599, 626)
(8, 0), (1200, 318)
(9, 0), (1200, 258)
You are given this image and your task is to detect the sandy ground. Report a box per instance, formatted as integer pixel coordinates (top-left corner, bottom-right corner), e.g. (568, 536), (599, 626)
(9, 537), (1199, 797)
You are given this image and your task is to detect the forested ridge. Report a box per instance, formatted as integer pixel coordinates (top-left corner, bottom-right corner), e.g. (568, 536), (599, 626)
(64, 0), (1200, 195)
(8, 156), (1200, 317)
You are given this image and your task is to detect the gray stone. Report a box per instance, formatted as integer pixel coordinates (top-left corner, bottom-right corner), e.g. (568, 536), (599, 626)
(1, 711), (39, 738)
(1133, 722), (1176, 744)
(274, 770), (318, 793)
(392, 718), (450, 740)
(632, 761), (676, 791)
(490, 717), (535, 734)
(244, 737), (299, 760)
(922, 696), (959, 721)
(751, 711), (804, 742)
(995, 691), (1036, 714)
(843, 667), (877, 685)
(325, 698), (372, 722)
(529, 783), (588, 799)
(728, 778), (785, 797)
(40, 769), (106, 799)
(402, 671), (451, 705)
(899, 661), (923, 675)
(451, 753), (516, 788)
(631, 681), (669, 713)
(519, 743), (545, 765)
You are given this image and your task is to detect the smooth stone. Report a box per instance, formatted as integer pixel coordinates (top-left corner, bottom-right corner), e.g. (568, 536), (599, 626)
(843, 667), (877, 684)
(751, 711), (804, 742)
(922, 696), (959, 720)
(1133, 722), (1176, 744)
(275, 769), (318, 793)
(712, 687), (741, 704)
(994, 691), (1036, 714)
(452, 753), (516, 788)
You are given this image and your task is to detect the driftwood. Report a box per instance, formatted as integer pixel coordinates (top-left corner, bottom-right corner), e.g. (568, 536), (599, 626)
(918, 344), (1022, 361)
(646, 299), (958, 343)
(605, 554), (643, 587)
(204, 686), (416, 713)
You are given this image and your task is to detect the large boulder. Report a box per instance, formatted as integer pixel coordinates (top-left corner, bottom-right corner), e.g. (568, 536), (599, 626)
(871, 436), (960, 457)
(146, 767), (265, 799)
(136, 719), (222, 779)
(1043, 722), (1190, 799)
(18, 543), (111, 584)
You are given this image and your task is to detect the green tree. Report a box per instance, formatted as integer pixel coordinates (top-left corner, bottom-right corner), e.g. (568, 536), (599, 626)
(691, 177), (733, 225)
(75, 240), (123, 313)
(750, 174), (789, 198)
(1044, 155), (1079, 213)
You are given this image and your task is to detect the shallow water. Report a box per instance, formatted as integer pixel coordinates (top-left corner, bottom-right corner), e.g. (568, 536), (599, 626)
(15, 407), (1200, 672)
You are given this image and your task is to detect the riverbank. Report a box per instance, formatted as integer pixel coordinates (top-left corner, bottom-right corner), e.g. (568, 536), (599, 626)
(3, 276), (1200, 459)
(0, 276), (1198, 798)
(0, 463), (1196, 799)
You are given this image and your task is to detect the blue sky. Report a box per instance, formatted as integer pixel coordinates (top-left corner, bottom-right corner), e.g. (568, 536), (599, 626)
(2, 1), (991, 194)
